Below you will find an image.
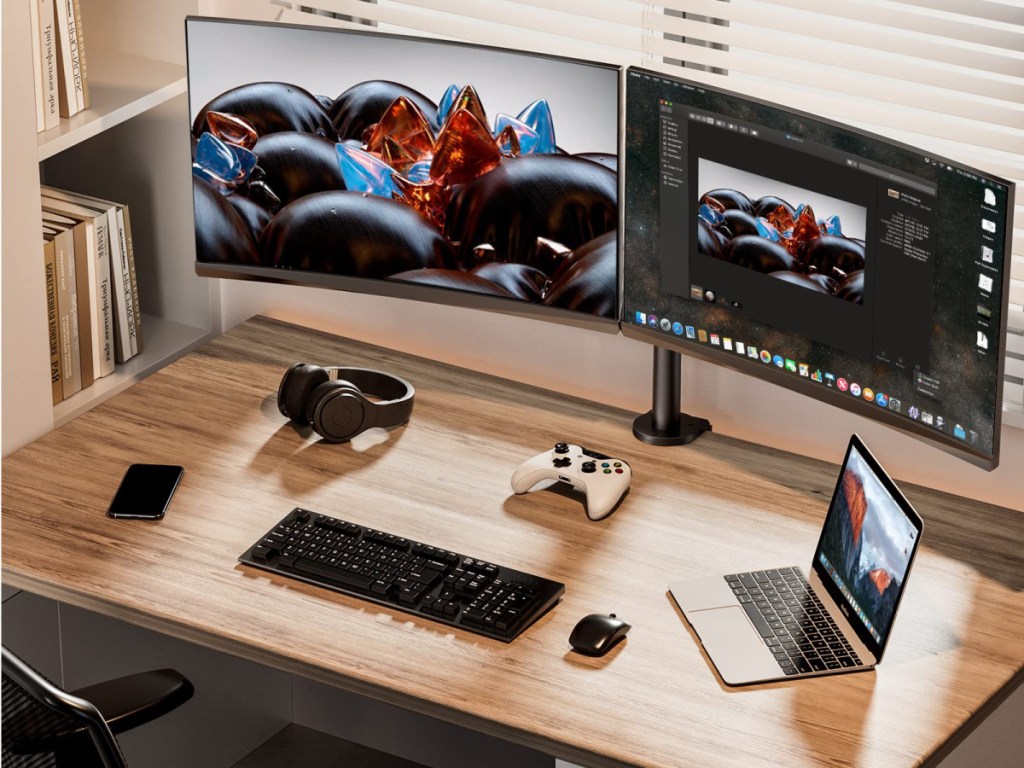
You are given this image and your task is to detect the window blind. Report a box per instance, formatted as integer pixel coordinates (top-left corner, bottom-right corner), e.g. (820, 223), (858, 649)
(270, 0), (1024, 423)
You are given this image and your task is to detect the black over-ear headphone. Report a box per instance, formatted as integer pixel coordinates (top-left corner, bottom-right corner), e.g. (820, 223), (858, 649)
(277, 363), (415, 443)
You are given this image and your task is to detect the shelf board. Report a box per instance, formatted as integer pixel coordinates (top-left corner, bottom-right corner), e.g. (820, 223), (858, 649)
(37, 51), (187, 161)
(53, 315), (213, 427)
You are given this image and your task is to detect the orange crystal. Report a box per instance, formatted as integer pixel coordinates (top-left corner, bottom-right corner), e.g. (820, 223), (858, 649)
(206, 111), (259, 149)
(366, 96), (435, 166)
(392, 174), (452, 229)
(429, 108), (501, 186)
(443, 85), (488, 133)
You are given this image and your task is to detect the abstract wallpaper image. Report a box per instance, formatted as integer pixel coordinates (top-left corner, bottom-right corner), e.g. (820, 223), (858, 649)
(696, 161), (867, 305)
(189, 26), (618, 319)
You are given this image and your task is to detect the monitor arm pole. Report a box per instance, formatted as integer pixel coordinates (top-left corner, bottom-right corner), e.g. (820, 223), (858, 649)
(632, 346), (711, 446)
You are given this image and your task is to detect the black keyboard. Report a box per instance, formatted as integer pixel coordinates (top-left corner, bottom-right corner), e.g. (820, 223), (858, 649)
(725, 568), (863, 676)
(239, 508), (565, 642)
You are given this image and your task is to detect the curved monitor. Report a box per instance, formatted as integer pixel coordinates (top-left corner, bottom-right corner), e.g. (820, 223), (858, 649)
(623, 67), (1015, 469)
(185, 18), (619, 329)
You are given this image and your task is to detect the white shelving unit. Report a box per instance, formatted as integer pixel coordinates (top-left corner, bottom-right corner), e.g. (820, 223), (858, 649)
(2, 0), (220, 455)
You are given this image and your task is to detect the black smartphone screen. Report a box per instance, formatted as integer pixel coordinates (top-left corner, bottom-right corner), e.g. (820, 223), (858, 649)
(107, 464), (184, 519)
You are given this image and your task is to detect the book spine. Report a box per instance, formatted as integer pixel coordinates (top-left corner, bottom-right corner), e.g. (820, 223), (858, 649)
(39, 0), (60, 130)
(64, 0), (86, 111)
(110, 208), (132, 363)
(121, 205), (143, 355)
(44, 240), (63, 405)
(54, 228), (82, 398)
(29, 0), (45, 132)
(71, 0), (89, 109)
(93, 211), (115, 377)
(72, 220), (96, 388)
(53, 0), (80, 117)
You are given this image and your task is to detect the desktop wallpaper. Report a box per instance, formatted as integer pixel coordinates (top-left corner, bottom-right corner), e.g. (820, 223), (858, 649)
(187, 20), (619, 318)
(818, 446), (917, 645)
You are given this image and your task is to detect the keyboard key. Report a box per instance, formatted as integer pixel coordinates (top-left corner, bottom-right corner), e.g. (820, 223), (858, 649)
(741, 602), (775, 639)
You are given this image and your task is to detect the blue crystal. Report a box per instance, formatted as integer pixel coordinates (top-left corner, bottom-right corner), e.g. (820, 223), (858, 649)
(195, 132), (239, 182)
(493, 114), (541, 155)
(192, 163), (232, 193)
(795, 203), (807, 219)
(229, 143), (257, 181)
(699, 204), (723, 226)
(515, 99), (556, 154)
(756, 217), (781, 242)
(437, 84), (461, 127)
(335, 143), (396, 198)
(824, 214), (843, 236)
(405, 160), (432, 184)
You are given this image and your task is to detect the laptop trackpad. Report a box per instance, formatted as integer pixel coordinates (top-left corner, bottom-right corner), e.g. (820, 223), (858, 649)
(689, 606), (783, 686)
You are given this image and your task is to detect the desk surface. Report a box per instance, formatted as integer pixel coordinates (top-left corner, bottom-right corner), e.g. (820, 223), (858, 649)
(3, 317), (1023, 768)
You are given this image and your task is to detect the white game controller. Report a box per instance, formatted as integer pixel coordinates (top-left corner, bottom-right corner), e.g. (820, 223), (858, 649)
(511, 442), (631, 520)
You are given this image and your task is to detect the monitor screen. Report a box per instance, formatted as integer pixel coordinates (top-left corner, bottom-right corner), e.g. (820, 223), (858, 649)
(815, 435), (922, 657)
(186, 18), (619, 326)
(622, 67), (1015, 468)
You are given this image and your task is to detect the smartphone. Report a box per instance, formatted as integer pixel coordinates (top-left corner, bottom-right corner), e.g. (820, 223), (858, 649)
(107, 464), (184, 520)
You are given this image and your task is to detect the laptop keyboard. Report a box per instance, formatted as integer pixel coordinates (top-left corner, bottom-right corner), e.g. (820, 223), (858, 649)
(725, 568), (862, 676)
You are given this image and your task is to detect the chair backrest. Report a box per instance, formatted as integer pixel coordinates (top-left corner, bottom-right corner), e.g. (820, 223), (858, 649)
(2, 645), (127, 768)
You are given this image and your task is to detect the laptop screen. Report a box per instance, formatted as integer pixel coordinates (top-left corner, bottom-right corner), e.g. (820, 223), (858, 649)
(813, 435), (923, 658)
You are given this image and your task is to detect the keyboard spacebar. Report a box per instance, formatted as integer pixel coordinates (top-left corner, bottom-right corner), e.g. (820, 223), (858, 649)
(292, 558), (375, 592)
(741, 601), (774, 639)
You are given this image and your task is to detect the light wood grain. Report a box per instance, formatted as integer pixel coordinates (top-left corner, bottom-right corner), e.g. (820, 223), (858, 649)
(3, 317), (1022, 768)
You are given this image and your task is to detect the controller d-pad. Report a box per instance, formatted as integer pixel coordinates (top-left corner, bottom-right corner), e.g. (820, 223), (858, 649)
(553, 457), (572, 468)
(554, 442), (570, 454)
(581, 461), (597, 473)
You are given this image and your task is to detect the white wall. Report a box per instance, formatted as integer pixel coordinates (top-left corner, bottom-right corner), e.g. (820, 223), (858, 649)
(221, 281), (1024, 512)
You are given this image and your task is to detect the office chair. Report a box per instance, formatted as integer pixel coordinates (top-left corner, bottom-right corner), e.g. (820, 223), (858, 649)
(2, 644), (194, 768)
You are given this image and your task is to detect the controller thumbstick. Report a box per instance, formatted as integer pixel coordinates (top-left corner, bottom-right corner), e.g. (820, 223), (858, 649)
(554, 442), (569, 454)
(582, 461), (597, 473)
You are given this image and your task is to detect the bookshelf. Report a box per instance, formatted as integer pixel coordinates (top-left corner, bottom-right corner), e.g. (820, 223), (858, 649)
(2, 0), (220, 454)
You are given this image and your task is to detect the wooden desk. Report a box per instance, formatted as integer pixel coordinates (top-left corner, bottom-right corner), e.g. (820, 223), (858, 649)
(3, 317), (1022, 768)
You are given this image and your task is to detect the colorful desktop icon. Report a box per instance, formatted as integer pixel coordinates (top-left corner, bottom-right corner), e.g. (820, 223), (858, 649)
(698, 329), (708, 342)
(773, 355), (784, 367)
(648, 314), (659, 327)
(635, 311), (647, 325)
(735, 341), (745, 355)
(824, 372), (835, 387)
(785, 359), (797, 373)
(760, 350), (771, 363)
(837, 378), (848, 392)
(875, 392), (889, 407)
(672, 321), (684, 335)
(747, 346), (758, 359)
(850, 383), (862, 397)
(660, 318), (671, 331)
(921, 412), (934, 426)
(710, 334), (721, 346)
(811, 370), (823, 383)
(798, 363), (809, 377)
(863, 387), (874, 401)
(908, 405), (920, 420)
(685, 325), (696, 338)
(723, 337), (733, 351)
(888, 398), (901, 412)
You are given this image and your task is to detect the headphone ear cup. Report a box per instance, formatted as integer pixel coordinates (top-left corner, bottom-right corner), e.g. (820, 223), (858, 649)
(308, 380), (367, 443)
(278, 364), (329, 425)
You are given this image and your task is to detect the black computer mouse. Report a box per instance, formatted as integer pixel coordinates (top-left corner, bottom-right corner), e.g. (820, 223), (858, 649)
(569, 613), (631, 656)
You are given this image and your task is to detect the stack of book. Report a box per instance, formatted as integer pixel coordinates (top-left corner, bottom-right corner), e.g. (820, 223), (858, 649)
(29, 0), (90, 132)
(42, 186), (143, 404)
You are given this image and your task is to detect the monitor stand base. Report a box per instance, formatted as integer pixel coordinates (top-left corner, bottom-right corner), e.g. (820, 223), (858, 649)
(632, 346), (712, 446)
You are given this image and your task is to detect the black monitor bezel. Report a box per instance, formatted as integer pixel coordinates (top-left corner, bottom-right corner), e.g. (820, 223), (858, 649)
(185, 16), (623, 334)
(811, 433), (923, 661)
(621, 65), (1015, 469)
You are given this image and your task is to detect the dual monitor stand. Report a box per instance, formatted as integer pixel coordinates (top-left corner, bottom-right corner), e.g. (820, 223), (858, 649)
(632, 346), (712, 446)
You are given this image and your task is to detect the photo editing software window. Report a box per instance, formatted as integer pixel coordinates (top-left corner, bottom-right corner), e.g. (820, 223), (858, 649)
(624, 70), (1011, 458)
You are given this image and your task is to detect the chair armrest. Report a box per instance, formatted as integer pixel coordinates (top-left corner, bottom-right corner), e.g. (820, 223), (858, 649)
(69, 669), (194, 735)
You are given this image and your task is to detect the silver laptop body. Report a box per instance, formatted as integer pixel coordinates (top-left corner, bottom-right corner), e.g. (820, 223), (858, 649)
(670, 435), (923, 686)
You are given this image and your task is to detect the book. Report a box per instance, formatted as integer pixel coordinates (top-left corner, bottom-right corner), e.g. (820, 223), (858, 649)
(36, 0), (60, 131)
(69, 0), (90, 110)
(121, 206), (143, 355)
(41, 186), (117, 377)
(45, 221), (82, 398)
(29, 0), (45, 131)
(112, 207), (135, 362)
(53, 0), (81, 117)
(43, 238), (63, 404)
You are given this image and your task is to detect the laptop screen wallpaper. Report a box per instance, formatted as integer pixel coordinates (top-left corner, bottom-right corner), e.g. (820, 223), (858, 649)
(817, 445), (918, 646)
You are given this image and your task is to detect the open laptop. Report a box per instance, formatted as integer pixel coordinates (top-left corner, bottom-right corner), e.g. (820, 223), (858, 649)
(670, 434), (923, 685)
